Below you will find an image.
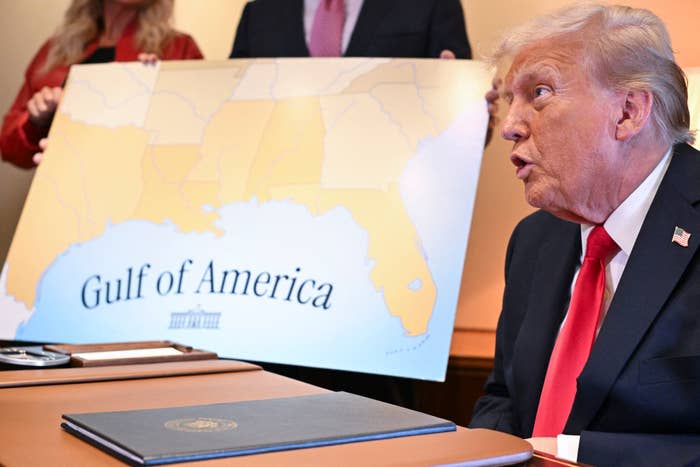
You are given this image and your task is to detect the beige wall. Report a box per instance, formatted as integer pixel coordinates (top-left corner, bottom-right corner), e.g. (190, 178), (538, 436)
(1, 0), (697, 332)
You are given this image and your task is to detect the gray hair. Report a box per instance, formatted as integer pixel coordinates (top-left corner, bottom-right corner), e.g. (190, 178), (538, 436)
(492, 3), (694, 146)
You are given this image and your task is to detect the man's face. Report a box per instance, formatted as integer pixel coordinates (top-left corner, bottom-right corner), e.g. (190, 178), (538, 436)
(501, 40), (625, 224)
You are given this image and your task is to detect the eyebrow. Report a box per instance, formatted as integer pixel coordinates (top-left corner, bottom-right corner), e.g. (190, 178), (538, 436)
(518, 69), (553, 85)
(508, 62), (561, 92)
(501, 71), (538, 103)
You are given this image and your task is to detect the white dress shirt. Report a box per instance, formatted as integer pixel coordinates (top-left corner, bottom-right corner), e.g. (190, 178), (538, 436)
(304, 0), (365, 54)
(556, 147), (673, 461)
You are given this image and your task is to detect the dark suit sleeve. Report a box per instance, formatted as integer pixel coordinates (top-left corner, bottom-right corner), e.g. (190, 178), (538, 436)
(230, 2), (252, 58)
(427, 0), (471, 59)
(579, 432), (700, 467)
(468, 225), (519, 435)
(468, 325), (517, 434)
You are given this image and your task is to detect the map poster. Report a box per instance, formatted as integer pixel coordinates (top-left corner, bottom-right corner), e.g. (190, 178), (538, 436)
(0, 58), (491, 381)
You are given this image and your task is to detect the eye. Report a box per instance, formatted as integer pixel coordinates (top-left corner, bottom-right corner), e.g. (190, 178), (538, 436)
(533, 85), (552, 99)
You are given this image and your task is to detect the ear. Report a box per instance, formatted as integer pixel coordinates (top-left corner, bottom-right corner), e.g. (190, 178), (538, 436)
(615, 90), (653, 141)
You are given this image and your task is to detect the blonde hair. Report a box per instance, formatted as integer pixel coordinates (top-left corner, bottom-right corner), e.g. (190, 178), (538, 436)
(492, 3), (694, 146)
(43, 0), (176, 71)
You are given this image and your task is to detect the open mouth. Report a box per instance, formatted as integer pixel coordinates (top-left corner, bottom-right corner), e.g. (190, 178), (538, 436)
(510, 154), (533, 179)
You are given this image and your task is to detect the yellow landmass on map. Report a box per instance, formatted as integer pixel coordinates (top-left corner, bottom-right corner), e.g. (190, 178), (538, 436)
(318, 61), (483, 191)
(269, 182), (436, 336)
(205, 95), (435, 335)
(244, 97), (325, 202)
(6, 116), (148, 308)
(182, 182), (220, 213)
(343, 60), (484, 140)
(199, 100), (275, 202)
(132, 145), (221, 234)
(144, 64), (246, 145)
(318, 93), (412, 190)
(368, 83), (440, 147)
(415, 61), (487, 132)
(268, 185), (322, 214)
(320, 185), (436, 335)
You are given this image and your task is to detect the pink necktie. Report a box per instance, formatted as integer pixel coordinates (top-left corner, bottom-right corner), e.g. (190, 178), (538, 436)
(308, 0), (345, 57)
(532, 226), (620, 436)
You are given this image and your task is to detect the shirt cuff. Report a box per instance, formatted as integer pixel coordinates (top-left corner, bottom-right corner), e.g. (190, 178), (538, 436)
(556, 434), (580, 462)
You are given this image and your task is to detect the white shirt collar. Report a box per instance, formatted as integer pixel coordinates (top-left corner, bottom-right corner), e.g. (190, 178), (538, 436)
(580, 147), (673, 255)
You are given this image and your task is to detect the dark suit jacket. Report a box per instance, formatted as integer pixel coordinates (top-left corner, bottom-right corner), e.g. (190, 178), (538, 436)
(229, 0), (471, 59)
(470, 143), (700, 467)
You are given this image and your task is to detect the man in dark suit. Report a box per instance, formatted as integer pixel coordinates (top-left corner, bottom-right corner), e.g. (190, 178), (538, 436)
(229, 0), (471, 59)
(469, 4), (700, 467)
(225, 0), (483, 412)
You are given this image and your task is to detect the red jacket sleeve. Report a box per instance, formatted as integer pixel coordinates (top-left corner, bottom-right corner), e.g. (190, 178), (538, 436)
(1, 31), (203, 169)
(0, 40), (65, 169)
(163, 33), (204, 60)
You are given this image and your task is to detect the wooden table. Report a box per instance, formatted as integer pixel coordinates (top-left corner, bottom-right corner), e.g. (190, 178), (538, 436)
(0, 359), (533, 466)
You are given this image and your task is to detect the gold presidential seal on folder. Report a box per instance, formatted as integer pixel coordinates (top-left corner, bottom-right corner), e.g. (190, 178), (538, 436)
(164, 417), (238, 433)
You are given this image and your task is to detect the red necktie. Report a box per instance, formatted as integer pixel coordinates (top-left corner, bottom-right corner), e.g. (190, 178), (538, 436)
(308, 0), (345, 57)
(532, 226), (620, 436)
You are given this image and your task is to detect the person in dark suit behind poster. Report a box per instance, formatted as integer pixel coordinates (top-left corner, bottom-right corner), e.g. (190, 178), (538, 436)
(468, 3), (700, 467)
(229, 1), (499, 125)
(224, 0), (489, 411)
(229, 0), (471, 60)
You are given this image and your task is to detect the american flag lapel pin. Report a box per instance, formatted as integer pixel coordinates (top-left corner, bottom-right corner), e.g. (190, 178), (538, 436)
(672, 226), (691, 247)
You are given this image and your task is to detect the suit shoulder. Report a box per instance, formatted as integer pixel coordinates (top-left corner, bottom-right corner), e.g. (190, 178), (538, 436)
(238, 0), (299, 27)
(513, 210), (575, 239)
(666, 143), (700, 204)
(242, 0), (277, 13)
(673, 143), (700, 170)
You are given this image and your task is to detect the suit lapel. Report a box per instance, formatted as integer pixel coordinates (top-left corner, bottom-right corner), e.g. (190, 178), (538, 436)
(567, 144), (700, 432)
(513, 219), (580, 435)
(278, 0), (308, 56)
(345, 0), (395, 56)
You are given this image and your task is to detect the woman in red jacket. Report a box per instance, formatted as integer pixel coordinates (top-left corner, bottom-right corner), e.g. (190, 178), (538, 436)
(1, 0), (203, 168)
